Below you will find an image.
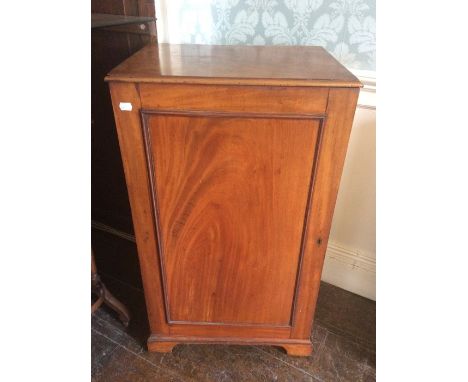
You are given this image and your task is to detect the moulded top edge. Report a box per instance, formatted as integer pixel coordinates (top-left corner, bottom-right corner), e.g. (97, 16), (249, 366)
(106, 44), (363, 88)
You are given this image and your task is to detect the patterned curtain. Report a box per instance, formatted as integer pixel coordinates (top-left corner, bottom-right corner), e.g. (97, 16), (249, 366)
(156, 0), (375, 71)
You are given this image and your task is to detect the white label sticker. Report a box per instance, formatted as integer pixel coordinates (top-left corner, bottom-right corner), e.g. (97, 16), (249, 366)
(119, 102), (133, 111)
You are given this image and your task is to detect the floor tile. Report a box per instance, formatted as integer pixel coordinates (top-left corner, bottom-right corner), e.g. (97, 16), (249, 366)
(91, 330), (119, 376)
(92, 345), (185, 382)
(256, 327), (374, 382)
(92, 312), (143, 354)
(363, 367), (376, 382)
(140, 343), (316, 382)
(315, 282), (376, 350)
(310, 331), (375, 382)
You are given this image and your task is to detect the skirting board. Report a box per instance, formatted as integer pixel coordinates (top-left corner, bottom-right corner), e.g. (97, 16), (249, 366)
(92, 220), (376, 301)
(322, 242), (376, 300)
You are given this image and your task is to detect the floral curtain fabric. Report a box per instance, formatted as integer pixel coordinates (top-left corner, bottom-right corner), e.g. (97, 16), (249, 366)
(158, 0), (375, 71)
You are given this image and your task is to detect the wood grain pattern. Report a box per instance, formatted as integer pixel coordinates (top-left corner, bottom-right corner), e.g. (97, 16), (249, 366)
(168, 323), (291, 338)
(108, 82), (170, 336)
(290, 88), (360, 339)
(107, 43), (361, 356)
(139, 84), (328, 114)
(106, 44), (361, 88)
(142, 110), (321, 326)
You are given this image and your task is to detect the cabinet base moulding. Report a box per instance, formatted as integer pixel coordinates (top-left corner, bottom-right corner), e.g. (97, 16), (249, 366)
(147, 335), (313, 356)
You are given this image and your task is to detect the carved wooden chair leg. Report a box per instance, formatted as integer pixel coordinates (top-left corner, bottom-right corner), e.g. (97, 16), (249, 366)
(91, 294), (104, 313)
(92, 250), (131, 327)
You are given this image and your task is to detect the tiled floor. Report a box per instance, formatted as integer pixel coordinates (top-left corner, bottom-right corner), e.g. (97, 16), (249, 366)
(92, 230), (375, 381)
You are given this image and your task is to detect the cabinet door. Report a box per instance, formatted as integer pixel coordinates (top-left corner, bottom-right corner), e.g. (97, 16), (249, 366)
(141, 110), (322, 326)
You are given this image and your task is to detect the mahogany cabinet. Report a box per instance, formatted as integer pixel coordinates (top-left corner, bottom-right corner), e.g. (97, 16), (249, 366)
(107, 43), (361, 356)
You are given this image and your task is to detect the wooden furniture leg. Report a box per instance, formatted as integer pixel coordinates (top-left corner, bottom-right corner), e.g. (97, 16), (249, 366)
(281, 344), (313, 357)
(147, 341), (178, 353)
(91, 250), (130, 327)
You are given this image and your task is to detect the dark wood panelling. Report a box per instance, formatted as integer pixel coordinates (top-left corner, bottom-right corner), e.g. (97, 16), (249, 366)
(92, 0), (125, 15)
(92, 29), (134, 232)
(91, 2), (156, 232)
(91, 0), (155, 17)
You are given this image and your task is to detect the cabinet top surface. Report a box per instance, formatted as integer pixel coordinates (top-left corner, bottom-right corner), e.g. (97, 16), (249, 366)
(106, 43), (361, 88)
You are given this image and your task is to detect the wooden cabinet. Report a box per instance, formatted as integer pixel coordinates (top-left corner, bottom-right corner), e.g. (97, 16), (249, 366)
(107, 44), (361, 356)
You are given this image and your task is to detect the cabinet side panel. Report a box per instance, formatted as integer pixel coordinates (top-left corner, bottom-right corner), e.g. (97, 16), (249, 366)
(291, 88), (359, 339)
(108, 82), (169, 334)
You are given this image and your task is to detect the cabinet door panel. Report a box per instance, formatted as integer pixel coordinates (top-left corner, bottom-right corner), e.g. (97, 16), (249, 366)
(142, 112), (321, 326)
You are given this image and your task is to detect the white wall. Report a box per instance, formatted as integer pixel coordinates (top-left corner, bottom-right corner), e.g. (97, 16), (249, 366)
(321, 84), (376, 300)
